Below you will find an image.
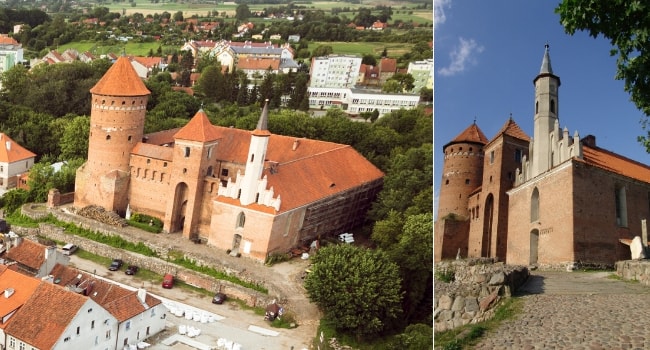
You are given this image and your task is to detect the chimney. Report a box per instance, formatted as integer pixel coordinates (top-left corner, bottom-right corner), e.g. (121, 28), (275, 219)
(292, 139), (300, 151)
(4, 288), (14, 298)
(45, 245), (56, 259)
(5, 141), (10, 151)
(137, 288), (147, 303)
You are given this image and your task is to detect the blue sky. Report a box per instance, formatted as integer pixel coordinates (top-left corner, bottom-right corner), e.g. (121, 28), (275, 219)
(434, 0), (649, 217)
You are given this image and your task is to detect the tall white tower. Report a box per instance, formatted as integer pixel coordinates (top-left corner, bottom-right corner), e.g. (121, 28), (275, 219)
(240, 101), (271, 205)
(531, 44), (561, 177)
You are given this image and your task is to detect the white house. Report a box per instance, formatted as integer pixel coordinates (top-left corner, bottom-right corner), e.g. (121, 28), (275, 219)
(0, 133), (36, 191)
(0, 35), (23, 75)
(309, 55), (362, 88)
(407, 58), (433, 92)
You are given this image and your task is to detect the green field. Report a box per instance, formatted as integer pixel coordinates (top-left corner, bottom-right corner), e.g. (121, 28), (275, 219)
(57, 41), (174, 57)
(312, 41), (413, 57)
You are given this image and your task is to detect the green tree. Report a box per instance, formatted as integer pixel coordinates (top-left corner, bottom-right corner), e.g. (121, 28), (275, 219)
(311, 45), (333, 58)
(235, 4), (251, 21)
(555, 1), (650, 150)
(194, 65), (221, 102)
(386, 73), (415, 92)
(60, 116), (90, 160)
(304, 244), (403, 339)
(26, 161), (55, 202)
(381, 80), (402, 93)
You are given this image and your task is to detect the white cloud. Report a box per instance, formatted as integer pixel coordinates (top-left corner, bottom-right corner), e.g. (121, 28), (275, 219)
(438, 37), (484, 77)
(434, 0), (451, 29)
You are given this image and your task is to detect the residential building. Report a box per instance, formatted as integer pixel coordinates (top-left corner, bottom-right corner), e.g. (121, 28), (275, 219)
(0, 133), (36, 191)
(0, 35), (22, 75)
(74, 57), (384, 261)
(4, 238), (69, 278)
(435, 45), (650, 268)
(309, 55), (362, 88)
(408, 59), (433, 92)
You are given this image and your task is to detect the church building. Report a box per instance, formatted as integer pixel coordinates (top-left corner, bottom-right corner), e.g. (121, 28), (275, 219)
(435, 45), (650, 268)
(74, 56), (384, 261)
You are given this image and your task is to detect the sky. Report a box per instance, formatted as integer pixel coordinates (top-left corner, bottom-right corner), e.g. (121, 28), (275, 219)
(434, 0), (650, 218)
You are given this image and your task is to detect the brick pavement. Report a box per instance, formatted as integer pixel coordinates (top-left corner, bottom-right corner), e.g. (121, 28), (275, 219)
(472, 270), (650, 349)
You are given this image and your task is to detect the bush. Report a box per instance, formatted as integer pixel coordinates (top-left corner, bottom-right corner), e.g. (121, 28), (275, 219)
(128, 213), (163, 233)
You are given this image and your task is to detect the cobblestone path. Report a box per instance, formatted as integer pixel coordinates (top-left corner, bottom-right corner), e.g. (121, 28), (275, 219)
(472, 271), (650, 350)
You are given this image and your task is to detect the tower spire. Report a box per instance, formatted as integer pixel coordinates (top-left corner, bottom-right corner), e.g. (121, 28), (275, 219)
(540, 43), (553, 74)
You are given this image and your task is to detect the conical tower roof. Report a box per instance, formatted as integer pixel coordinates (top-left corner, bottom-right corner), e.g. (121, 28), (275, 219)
(174, 109), (221, 142)
(492, 116), (530, 141)
(540, 43), (553, 74)
(443, 122), (488, 150)
(90, 56), (151, 96)
(252, 100), (271, 137)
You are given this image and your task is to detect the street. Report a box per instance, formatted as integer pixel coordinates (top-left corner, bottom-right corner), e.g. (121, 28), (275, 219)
(68, 255), (312, 350)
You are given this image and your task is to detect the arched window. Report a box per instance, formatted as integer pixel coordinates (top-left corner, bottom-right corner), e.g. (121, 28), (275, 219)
(550, 99), (556, 114)
(530, 188), (540, 222)
(237, 212), (245, 228)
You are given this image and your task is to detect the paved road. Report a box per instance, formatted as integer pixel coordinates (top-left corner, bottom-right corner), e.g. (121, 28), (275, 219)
(68, 255), (312, 350)
(472, 270), (650, 350)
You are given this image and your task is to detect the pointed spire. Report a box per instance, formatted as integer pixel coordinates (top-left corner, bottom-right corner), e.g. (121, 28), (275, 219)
(540, 43), (553, 74)
(252, 99), (271, 137)
(257, 99), (269, 131)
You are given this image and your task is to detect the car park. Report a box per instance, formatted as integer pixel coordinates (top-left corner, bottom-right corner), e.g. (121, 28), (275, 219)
(61, 243), (78, 256)
(162, 273), (174, 288)
(125, 265), (139, 275)
(108, 259), (123, 271)
(212, 292), (227, 304)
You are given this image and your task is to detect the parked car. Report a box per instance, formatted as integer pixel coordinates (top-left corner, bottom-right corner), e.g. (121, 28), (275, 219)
(162, 273), (174, 289)
(212, 292), (227, 304)
(108, 259), (123, 271)
(61, 243), (78, 256)
(125, 265), (139, 275)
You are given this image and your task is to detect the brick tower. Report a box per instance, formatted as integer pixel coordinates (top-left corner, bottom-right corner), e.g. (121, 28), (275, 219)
(74, 56), (151, 214)
(163, 109), (221, 238)
(437, 122), (488, 220)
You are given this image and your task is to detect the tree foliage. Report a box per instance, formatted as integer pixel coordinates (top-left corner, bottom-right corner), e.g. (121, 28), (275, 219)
(304, 244), (403, 339)
(556, 0), (650, 151)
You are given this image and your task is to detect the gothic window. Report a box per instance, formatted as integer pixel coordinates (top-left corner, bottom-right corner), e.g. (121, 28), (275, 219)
(515, 149), (522, 163)
(550, 99), (556, 114)
(530, 188), (539, 222)
(490, 151), (494, 164)
(237, 212), (245, 228)
(615, 185), (628, 227)
(535, 101), (539, 114)
(184, 147), (190, 157)
(250, 154), (255, 162)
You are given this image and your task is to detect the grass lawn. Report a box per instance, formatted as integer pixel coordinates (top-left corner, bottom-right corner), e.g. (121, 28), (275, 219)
(57, 41), (176, 57)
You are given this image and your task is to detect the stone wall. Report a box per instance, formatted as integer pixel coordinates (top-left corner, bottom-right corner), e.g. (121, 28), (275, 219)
(615, 260), (650, 285)
(17, 205), (277, 308)
(434, 258), (529, 332)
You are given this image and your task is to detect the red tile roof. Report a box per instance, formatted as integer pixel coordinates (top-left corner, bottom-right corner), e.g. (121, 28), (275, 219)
(90, 56), (151, 96)
(49, 264), (161, 321)
(491, 117), (530, 142)
(444, 122), (488, 149)
(379, 58), (397, 73)
(0, 133), (36, 163)
(0, 35), (19, 45)
(5, 282), (88, 349)
(581, 145), (650, 183)
(131, 56), (162, 68)
(215, 133), (384, 212)
(237, 58), (280, 71)
(6, 239), (46, 271)
(174, 110), (222, 142)
(0, 266), (41, 328)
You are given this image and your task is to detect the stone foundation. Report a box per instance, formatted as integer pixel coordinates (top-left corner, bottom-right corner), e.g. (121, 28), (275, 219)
(615, 259), (650, 285)
(434, 258), (529, 332)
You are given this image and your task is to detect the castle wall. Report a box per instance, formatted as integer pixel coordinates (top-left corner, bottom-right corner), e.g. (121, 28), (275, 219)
(434, 218), (469, 261)
(507, 162), (575, 266)
(208, 202), (276, 261)
(571, 161), (650, 264)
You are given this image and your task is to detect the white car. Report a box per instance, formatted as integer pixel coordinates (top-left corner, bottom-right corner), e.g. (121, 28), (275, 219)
(62, 243), (78, 256)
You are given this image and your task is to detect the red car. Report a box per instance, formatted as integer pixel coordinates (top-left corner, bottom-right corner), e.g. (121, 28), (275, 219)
(162, 273), (174, 289)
